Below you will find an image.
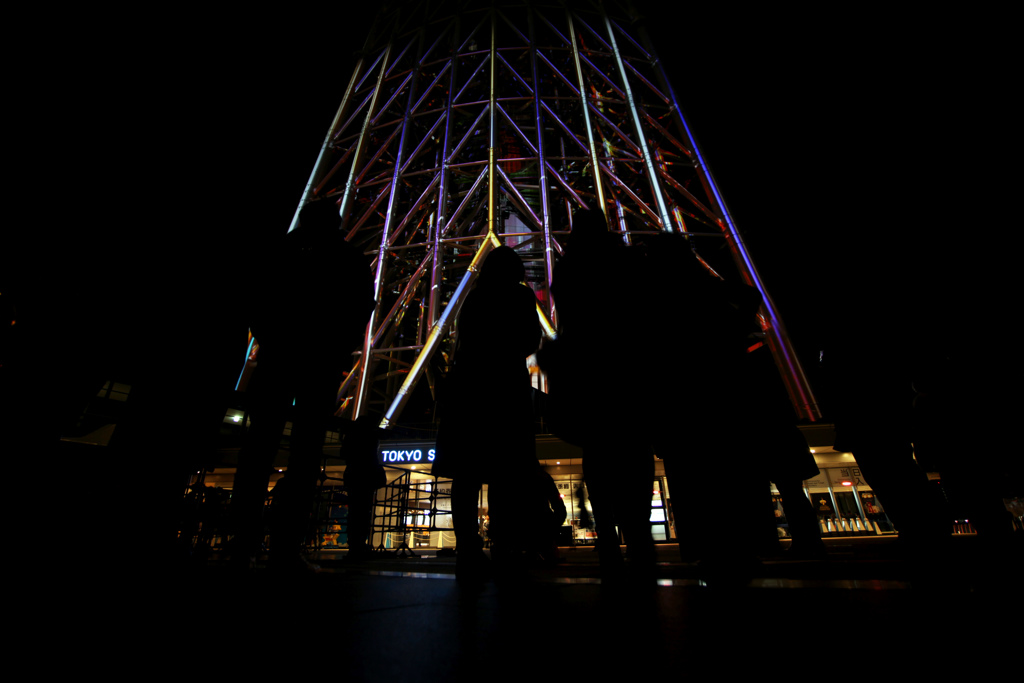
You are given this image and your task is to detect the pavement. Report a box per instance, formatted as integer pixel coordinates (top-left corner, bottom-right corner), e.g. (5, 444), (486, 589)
(141, 535), (1019, 680)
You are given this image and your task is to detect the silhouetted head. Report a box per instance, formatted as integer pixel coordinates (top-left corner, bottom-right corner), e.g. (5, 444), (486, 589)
(648, 233), (714, 285)
(569, 209), (606, 239)
(567, 210), (617, 253)
(477, 245), (525, 287)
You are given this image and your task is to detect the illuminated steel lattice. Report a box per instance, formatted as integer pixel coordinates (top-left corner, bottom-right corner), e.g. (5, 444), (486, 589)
(285, 0), (820, 426)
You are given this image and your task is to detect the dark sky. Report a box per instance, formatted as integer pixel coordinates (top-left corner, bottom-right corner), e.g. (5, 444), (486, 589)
(159, 10), (845, 284)
(156, 8), (869, 363)
(82, 5), (1011, 385)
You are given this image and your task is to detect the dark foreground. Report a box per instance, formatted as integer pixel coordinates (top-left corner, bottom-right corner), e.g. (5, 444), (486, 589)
(124, 536), (1017, 680)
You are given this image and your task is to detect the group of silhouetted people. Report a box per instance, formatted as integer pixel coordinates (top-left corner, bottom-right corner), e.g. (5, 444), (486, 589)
(142, 200), (1018, 577)
(229, 204), (1013, 581)
(535, 210), (827, 580)
(426, 210), (827, 582)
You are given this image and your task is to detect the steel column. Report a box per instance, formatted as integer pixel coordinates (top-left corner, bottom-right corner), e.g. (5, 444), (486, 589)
(288, 55), (367, 234)
(267, 1), (821, 427)
(567, 10), (608, 221)
(337, 43), (393, 235)
(602, 12), (673, 233)
(354, 29), (427, 418)
(529, 7), (555, 304)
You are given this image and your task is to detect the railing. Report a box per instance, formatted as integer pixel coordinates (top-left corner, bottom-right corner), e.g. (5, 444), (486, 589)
(308, 465), (455, 556)
(368, 466), (455, 555)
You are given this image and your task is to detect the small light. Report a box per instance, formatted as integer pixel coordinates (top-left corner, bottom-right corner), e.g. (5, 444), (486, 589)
(841, 481), (853, 486)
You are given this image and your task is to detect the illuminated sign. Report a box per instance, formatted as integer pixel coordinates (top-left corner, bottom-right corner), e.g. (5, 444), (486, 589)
(380, 447), (436, 464)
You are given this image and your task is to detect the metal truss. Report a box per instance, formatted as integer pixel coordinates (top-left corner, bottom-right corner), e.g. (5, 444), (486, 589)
(284, 0), (821, 426)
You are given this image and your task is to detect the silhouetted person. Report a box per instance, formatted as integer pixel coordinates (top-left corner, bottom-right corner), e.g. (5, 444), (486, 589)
(182, 481), (230, 561)
(266, 472), (294, 551)
(340, 415), (387, 559)
(433, 246), (541, 577)
(643, 233), (769, 577)
(912, 353), (1018, 547)
(523, 467), (567, 566)
(545, 211), (654, 576)
(823, 227), (1021, 568)
(228, 200), (375, 571)
(824, 325), (952, 557)
(741, 330), (826, 558)
(767, 427), (825, 558)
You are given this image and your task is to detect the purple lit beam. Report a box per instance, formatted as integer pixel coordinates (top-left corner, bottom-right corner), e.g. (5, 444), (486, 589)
(630, 12), (821, 419)
(355, 29), (426, 417)
(337, 43), (393, 235)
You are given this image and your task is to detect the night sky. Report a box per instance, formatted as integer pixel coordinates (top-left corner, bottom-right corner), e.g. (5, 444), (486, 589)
(34, 4), (1011, 399)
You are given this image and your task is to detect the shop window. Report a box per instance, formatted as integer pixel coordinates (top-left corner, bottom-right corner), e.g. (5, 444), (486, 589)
(551, 476), (595, 544)
(802, 468), (897, 536)
(770, 485), (789, 538)
(650, 479), (670, 541)
(858, 490), (894, 533)
(96, 381), (131, 401)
